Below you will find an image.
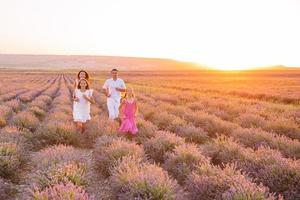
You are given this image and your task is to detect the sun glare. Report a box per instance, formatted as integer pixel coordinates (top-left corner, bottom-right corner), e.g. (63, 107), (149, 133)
(209, 65), (253, 71)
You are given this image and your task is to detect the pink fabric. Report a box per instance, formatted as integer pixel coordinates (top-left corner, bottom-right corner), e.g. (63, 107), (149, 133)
(118, 100), (138, 134)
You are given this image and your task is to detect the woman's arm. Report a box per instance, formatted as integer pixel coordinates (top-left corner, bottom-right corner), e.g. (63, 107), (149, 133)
(74, 78), (78, 89)
(72, 89), (79, 101)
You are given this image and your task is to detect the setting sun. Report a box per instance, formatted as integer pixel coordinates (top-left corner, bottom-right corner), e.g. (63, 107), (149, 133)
(0, 0), (300, 70)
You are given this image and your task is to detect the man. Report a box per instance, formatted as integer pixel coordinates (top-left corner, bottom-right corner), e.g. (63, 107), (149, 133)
(102, 68), (126, 120)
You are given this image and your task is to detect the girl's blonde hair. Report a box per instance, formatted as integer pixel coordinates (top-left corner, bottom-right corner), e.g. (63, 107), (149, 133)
(122, 87), (135, 100)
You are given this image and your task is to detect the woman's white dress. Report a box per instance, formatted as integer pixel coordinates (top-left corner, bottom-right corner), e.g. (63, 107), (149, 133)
(73, 89), (93, 122)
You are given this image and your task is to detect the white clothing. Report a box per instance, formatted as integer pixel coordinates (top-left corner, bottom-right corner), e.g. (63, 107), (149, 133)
(107, 97), (120, 119)
(102, 78), (126, 119)
(102, 78), (126, 100)
(73, 89), (93, 122)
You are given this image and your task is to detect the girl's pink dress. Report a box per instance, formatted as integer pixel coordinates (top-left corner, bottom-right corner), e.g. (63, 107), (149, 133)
(118, 99), (138, 134)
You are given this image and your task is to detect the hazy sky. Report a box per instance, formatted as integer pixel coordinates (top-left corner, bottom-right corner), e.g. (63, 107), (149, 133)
(0, 0), (299, 70)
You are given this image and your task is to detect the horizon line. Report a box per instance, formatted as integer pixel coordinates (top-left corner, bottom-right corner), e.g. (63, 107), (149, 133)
(0, 52), (299, 70)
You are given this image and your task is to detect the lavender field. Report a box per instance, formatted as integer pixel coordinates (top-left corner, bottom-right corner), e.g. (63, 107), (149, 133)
(0, 69), (299, 200)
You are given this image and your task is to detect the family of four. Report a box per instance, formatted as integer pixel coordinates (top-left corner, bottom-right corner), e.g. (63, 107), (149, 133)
(72, 69), (138, 135)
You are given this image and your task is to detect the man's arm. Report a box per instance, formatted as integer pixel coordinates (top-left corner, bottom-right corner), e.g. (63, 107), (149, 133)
(116, 88), (126, 92)
(102, 80), (111, 97)
(116, 80), (126, 92)
(102, 88), (110, 96)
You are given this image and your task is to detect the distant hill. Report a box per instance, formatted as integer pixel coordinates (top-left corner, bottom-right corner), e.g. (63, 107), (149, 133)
(0, 54), (207, 71)
(249, 65), (299, 71)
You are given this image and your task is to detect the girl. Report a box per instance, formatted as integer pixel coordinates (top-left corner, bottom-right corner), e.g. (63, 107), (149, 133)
(73, 70), (90, 98)
(118, 87), (138, 135)
(73, 79), (95, 133)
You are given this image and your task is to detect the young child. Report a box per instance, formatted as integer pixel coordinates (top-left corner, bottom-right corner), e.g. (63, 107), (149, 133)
(118, 87), (138, 135)
(73, 79), (95, 133)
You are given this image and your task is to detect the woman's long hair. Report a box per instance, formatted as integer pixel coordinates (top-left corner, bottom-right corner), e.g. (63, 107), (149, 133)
(77, 70), (90, 80)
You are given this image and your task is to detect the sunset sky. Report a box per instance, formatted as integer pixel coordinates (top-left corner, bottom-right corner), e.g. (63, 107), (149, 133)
(0, 0), (299, 70)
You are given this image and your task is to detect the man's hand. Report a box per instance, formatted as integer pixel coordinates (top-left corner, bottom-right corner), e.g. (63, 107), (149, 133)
(103, 88), (111, 97)
(115, 87), (121, 92)
(116, 87), (126, 92)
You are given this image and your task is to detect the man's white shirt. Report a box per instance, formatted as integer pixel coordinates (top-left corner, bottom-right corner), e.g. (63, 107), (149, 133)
(102, 78), (126, 100)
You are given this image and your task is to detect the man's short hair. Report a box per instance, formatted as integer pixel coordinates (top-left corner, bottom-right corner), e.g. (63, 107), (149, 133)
(111, 68), (118, 72)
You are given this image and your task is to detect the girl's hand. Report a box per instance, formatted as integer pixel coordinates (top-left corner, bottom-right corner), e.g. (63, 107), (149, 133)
(83, 94), (89, 100)
(73, 96), (79, 102)
(83, 94), (95, 104)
